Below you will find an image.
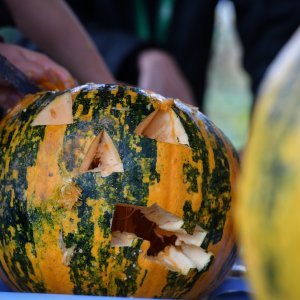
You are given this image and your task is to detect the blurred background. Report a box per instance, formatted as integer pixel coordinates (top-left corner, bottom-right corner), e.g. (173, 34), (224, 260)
(204, 0), (251, 150)
(0, 0), (252, 151)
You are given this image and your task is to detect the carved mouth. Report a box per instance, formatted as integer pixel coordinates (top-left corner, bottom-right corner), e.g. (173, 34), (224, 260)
(111, 203), (213, 275)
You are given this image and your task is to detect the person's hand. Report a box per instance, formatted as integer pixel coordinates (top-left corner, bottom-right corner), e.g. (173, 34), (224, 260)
(0, 42), (76, 110)
(137, 49), (196, 105)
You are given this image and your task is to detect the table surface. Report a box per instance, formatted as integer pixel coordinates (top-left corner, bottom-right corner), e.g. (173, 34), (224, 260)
(0, 275), (253, 300)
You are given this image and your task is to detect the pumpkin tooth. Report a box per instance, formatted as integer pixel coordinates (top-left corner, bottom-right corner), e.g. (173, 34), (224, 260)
(154, 225), (207, 247)
(31, 91), (73, 126)
(148, 245), (213, 275)
(181, 245), (213, 271)
(173, 225), (207, 247)
(79, 130), (124, 176)
(150, 245), (196, 275)
(140, 203), (184, 231)
(135, 108), (190, 146)
(111, 231), (138, 247)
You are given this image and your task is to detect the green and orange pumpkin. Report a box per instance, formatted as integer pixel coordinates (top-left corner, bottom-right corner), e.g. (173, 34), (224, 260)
(237, 29), (300, 300)
(0, 84), (239, 298)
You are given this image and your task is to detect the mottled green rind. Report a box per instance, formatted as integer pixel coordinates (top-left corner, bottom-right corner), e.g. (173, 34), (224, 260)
(160, 105), (236, 297)
(0, 84), (237, 297)
(174, 105), (233, 246)
(0, 92), (54, 292)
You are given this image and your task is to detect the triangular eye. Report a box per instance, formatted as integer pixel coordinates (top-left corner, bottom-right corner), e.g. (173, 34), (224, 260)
(31, 92), (73, 126)
(135, 108), (189, 145)
(80, 130), (124, 177)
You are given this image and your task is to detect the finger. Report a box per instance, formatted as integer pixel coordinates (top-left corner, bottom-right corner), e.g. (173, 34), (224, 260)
(1, 43), (76, 90)
(41, 66), (77, 89)
(17, 48), (76, 90)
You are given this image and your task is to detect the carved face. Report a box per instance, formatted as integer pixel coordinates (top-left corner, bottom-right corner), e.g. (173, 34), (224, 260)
(0, 84), (239, 298)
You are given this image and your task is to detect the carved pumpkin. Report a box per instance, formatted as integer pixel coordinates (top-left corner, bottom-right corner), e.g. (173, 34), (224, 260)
(0, 84), (238, 298)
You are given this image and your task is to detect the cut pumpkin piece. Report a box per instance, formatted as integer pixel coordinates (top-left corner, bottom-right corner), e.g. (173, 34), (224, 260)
(80, 130), (124, 177)
(174, 225), (207, 247)
(111, 231), (138, 247)
(150, 244), (213, 275)
(153, 245), (197, 275)
(181, 244), (213, 271)
(140, 203), (184, 231)
(111, 203), (213, 275)
(31, 91), (73, 126)
(135, 108), (189, 145)
(155, 225), (207, 247)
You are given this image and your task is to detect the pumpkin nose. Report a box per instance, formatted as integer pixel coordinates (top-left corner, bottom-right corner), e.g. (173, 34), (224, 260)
(80, 130), (123, 177)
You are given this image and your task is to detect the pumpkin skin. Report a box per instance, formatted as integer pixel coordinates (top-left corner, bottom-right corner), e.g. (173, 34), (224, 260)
(0, 84), (239, 299)
(237, 30), (300, 299)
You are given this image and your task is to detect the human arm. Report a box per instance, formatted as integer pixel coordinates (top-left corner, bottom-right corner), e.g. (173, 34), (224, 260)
(4, 0), (115, 84)
(77, 30), (196, 105)
(137, 49), (196, 105)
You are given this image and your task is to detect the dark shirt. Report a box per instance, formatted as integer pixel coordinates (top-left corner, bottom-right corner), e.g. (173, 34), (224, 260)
(66, 0), (300, 108)
(66, 0), (220, 108)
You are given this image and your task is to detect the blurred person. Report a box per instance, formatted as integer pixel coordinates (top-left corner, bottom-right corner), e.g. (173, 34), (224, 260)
(0, 0), (115, 111)
(1, 0), (300, 111)
(0, 42), (76, 111)
(63, 0), (300, 110)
